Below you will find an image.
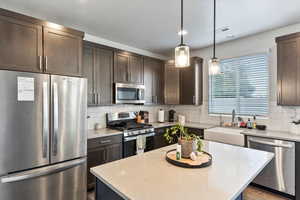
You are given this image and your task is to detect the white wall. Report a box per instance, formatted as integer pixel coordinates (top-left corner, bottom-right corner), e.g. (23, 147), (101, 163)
(188, 23), (300, 131)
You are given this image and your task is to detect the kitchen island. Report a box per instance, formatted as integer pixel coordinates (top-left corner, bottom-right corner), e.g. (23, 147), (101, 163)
(91, 141), (273, 200)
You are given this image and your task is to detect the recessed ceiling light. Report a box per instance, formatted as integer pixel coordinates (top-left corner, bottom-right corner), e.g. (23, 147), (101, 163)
(178, 30), (188, 36)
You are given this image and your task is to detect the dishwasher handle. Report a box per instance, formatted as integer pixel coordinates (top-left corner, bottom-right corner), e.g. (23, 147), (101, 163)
(248, 138), (294, 148)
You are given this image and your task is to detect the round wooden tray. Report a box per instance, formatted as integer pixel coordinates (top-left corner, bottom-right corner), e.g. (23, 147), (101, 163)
(166, 149), (212, 168)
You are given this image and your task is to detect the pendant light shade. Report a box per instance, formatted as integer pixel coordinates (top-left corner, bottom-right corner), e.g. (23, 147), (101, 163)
(209, 0), (221, 75)
(175, 0), (190, 68)
(209, 58), (220, 75)
(175, 44), (190, 68)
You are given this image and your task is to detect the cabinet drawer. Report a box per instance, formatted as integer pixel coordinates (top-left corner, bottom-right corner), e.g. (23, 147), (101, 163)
(88, 135), (122, 149)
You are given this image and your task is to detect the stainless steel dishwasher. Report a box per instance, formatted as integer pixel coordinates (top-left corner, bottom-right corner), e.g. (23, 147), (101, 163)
(247, 136), (295, 196)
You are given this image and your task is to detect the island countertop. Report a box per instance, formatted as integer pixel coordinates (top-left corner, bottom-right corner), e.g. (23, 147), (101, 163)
(91, 141), (273, 200)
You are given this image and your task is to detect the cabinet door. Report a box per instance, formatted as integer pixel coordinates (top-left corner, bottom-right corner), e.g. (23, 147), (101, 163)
(114, 52), (129, 83)
(105, 143), (123, 162)
(180, 57), (203, 105)
(152, 60), (164, 104)
(154, 127), (176, 149)
(277, 38), (299, 105)
(164, 62), (180, 104)
(82, 45), (95, 105)
(144, 58), (154, 104)
(0, 15), (43, 72)
(43, 28), (82, 76)
(94, 48), (113, 105)
(87, 147), (106, 189)
(129, 55), (144, 84)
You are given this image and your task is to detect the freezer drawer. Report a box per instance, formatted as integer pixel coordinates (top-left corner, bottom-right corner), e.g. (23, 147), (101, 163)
(0, 158), (86, 200)
(0, 70), (50, 174)
(247, 136), (295, 195)
(51, 75), (87, 163)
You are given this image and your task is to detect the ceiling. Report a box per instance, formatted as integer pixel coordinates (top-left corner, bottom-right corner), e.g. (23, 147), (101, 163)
(2, 0), (300, 57)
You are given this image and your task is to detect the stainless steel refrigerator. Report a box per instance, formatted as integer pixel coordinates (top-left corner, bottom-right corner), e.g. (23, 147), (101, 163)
(0, 70), (87, 200)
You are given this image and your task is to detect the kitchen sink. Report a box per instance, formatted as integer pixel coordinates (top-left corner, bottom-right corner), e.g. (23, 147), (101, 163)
(204, 127), (245, 146)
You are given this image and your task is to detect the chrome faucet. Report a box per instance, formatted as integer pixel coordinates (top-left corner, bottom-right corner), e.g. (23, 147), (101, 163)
(232, 109), (236, 126)
(219, 114), (223, 127)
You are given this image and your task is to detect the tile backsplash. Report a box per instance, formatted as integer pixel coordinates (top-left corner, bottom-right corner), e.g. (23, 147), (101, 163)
(87, 105), (170, 130)
(88, 101), (300, 132)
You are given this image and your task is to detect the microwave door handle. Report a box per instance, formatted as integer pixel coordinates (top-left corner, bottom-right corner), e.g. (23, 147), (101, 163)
(53, 82), (59, 156)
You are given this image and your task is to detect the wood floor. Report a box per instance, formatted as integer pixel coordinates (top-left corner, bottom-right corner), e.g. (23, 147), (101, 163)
(87, 186), (291, 200)
(244, 186), (291, 200)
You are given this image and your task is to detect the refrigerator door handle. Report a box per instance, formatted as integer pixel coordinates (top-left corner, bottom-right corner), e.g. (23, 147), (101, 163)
(53, 82), (59, 156)
(42, 82), (49, 158)
(1, 158), (86, 184)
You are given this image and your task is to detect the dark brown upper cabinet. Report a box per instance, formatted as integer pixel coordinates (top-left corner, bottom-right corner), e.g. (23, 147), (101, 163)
(276, 33), (300, 106)
(0, 8), (84, 77)
(0, 14), (43, 72)
(43, 28), (82, 76)
(180, 57), (203, 105)
(164, 57), (203, 105)
(83, 42), (113, 106)
(114, 51), (144, 84)
(144, 57), (164, 104)
(164, 61), (180, 105)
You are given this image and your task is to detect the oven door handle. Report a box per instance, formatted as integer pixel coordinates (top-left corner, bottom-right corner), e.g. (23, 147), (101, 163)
(124, 132), (155, 142)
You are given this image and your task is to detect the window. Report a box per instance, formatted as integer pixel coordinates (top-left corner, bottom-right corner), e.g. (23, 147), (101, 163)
(209, 53), (269, 116)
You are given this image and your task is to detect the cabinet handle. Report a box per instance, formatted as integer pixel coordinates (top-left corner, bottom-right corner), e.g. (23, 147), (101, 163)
(155, 96), (158, 104)
(100, 140), (111, 144)
(39, 56), (42, 71)
(98, 93), (101, 104)
(44, 56), (48, 71)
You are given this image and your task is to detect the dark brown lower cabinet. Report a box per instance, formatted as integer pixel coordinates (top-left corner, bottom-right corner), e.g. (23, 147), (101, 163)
(154, 127), (173, 149)
(87, 135), (123, 190)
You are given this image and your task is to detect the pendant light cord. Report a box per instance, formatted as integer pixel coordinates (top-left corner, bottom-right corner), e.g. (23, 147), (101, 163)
(213, 0), (216, 59)
(181, 0), (183, 45)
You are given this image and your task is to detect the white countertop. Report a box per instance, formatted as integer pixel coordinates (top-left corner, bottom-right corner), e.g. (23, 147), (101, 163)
(241, 128), (300, 142)
(152, 122), (217, 129)
(88, 122), (216, 139)
(91, 141), (273, 200)
(87, 128), (123, 139)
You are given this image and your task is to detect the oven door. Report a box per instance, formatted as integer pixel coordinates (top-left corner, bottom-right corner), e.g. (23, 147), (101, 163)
(115, 83), (145, 104)
(123, 133), (155, 158)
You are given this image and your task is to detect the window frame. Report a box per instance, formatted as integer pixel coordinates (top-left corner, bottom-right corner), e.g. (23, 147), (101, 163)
(208, 52), (270, 117)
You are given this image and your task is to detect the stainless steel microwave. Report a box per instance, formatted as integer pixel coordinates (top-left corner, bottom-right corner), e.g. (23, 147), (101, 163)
(115, 83), (145, 104)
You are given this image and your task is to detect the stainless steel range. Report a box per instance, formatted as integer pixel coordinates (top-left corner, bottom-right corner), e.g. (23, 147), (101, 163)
(106, 112), (155, 158)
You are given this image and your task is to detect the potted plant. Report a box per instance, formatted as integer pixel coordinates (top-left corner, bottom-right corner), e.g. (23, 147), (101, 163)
(164, 124), (203, 158)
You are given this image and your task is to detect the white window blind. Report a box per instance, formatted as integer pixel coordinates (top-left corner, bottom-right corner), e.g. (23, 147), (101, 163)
(209, 53), (269, 116)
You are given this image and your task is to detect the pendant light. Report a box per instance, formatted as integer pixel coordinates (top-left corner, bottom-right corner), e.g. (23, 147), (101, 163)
(175, 0), (190, 68)
(209, 0), (221, 75)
